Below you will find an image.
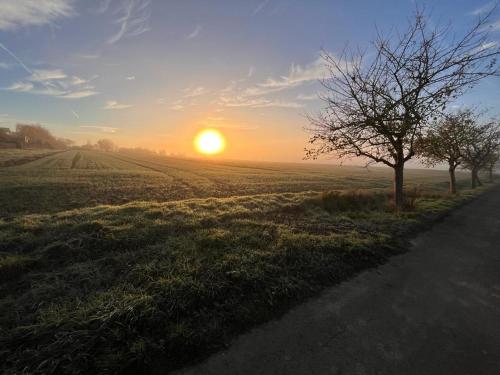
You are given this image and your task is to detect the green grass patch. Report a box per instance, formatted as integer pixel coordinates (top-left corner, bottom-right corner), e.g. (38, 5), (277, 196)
(0, 186), (489, 374)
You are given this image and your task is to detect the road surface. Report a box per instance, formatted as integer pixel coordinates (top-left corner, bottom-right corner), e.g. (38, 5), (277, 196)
(175, 188), (500, 375)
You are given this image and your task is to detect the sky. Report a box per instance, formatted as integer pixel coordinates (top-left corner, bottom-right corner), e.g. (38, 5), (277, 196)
(0, 0), (499, 162)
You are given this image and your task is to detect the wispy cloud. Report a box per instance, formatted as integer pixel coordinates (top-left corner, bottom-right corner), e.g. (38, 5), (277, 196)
(0, 0), (75, 31)
(0, 62), (11, 69)
(103, 100), (132, 109)
(107, 0), (152, 44)
(169, 99), (184, 111)
(483, 19), (500, 31)
(30, 69), (67, 82)
(97, 0), (114, 14)
(219, 96), (303, 109)
(183, 86), (206, 98)
(80, 125), (119, 133)
(253, 0), (271, 15)
(200, 117), (260, 131)
(125, 75), (135, 80)
(245, 55), (326, 97)
(216, 54), (326, 110)
(60, 90), (98, 99)
(77, 53), (100, 60)
(469, 1), (496, 16)
(248, 66), (255, 77)
(297, 93), (318, 100)
(185, 24), (202, 40)
(5, 68), (98, 99)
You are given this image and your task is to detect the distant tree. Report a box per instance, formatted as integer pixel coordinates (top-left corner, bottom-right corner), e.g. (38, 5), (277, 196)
(15, 124), (72, 149)
(305, 9), (499, 209)
(81, 140), (95, 150)
(96, 138), (116, 152)
(462, 120), (500, 188)
(417, 110), (474, 194)
(485, 151), (500, 182)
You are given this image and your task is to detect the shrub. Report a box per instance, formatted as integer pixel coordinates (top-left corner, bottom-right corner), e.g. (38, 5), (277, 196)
(319, 190), (389, 212)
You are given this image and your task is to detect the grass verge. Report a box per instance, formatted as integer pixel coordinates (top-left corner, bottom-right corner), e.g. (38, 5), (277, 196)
(0, 186), (492, 374)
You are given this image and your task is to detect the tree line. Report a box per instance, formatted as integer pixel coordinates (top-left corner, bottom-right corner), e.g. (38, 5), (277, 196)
(0, 124), (73, 150)
(306, 8), (500, 210)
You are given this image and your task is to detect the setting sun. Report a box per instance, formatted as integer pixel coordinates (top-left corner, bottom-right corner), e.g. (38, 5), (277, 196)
(194, 129), (226, 155)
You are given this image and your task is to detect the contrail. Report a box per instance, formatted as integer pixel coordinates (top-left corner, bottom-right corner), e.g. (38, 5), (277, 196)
(0, 42), (33, 75)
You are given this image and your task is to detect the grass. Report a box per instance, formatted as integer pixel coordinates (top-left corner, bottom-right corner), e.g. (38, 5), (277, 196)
(0, 185), (488, 374)
(0, 149), (470, 217)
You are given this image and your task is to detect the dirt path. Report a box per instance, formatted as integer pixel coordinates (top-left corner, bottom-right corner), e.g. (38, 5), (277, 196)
(175, 188), (500, 375)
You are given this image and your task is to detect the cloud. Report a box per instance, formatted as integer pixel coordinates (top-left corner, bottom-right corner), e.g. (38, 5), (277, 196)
(107, 0), (152, 44)
(474, 40), (499, 53)
(219, 96), (303, 109)
(5, 68), (98, 99)
(469, 2), (496, 16)
(77, 53), (100, 60)
(214, 54), (329, 111)
(233, 55), (328, 99)
(169, 100), (184, 111)
(215, 53), (328, 112)
(104, 100), (132, 109)
(7, 82), (34, 92)
(80, 125), (119, 133)
(483, 19), (500, 31)
(0, 0), (75, 31)
(29, 69), (67, 82)
(59, 90), (98, 99)
(185, 24), (202, 40)
(97, 0), (113, 14)
(253, 0), (271, 15)
(156, 97), (165, 104)
(297, 93), (318, 100)
(125, 75), (135, 80)
(248, 66), (255, 77)
(0, 62), (11, 69)
(183, 86), (205, 98)
(198, 116), (260, 131)
(252, 56), (326, 94)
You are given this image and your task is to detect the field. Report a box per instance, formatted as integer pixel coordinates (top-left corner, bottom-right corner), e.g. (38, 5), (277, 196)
(0, 149), (485, 374)
(0, 149), (468, 217)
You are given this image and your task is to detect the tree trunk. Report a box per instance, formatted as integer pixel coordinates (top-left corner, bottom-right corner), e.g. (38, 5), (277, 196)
(448, 166), (457, 194)
(471, 168), (482, 188)
(394, 163), (404, 210)
(489, 167), (494, 183)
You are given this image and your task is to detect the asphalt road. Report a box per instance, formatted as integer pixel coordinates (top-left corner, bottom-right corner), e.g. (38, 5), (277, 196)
(175, 187), (500, 375)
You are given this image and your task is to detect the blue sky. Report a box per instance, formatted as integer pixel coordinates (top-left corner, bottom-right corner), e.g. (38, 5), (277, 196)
(0, 0), (499, 161)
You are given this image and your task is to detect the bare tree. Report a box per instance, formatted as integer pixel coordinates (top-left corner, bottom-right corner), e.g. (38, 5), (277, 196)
(417, 110), (474, 194)
(462, 120), (500, 188)
(305, 9), (499, 209)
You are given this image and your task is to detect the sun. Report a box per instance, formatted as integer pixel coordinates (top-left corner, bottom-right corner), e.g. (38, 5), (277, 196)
(194, 129), (226, 155)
